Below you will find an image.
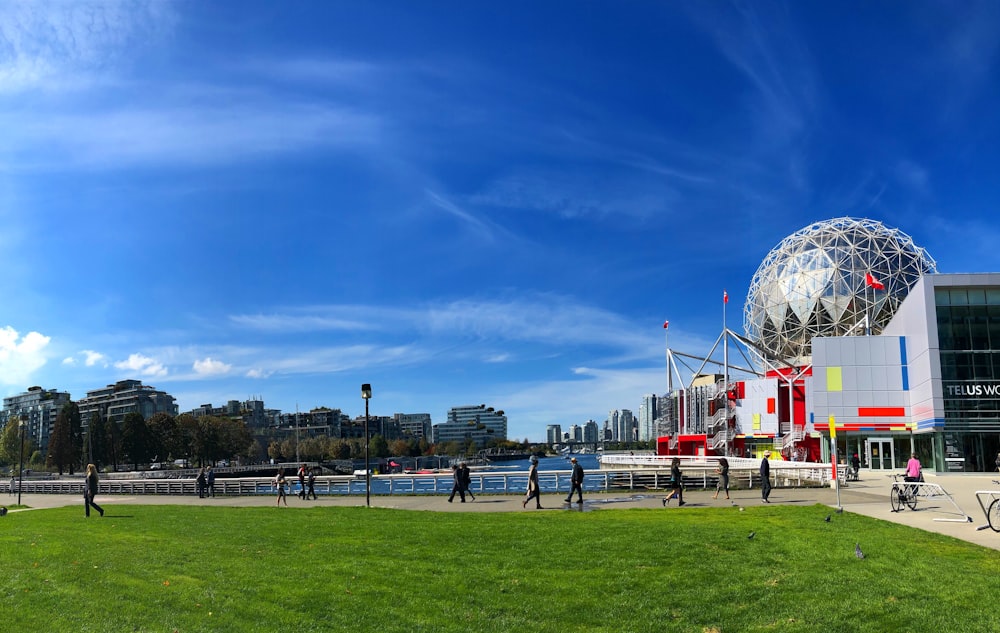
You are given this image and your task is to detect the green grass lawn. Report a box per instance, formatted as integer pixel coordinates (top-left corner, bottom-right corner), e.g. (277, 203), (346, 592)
(1, 502), (998, 632)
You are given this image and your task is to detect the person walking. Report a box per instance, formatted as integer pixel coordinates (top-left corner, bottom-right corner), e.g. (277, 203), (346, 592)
(195, 467), (207, 498)
(460, 462), (475, 502)
(306, 467), (318, 500)
(8, 474), (14, 497)
(712, 457), (730, 500)
(760, 451), (772, 503)
(565, 457), (584, 504)
(662, 457), (685, 506)
(84, 463), (104, 518)
(275, 469), (289, 507)
(904, 453), (922, 482)
(523, 456), (542, 509)
(206, 466), (216, 498)
(447, 464), (465, 503)
(297, 464), (307, 499)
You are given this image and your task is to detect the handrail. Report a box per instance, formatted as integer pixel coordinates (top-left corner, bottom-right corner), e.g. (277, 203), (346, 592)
(8, 463), (836, 497)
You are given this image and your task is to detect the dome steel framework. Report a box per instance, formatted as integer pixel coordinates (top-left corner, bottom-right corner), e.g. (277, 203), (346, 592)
(744, 217), (937, 365)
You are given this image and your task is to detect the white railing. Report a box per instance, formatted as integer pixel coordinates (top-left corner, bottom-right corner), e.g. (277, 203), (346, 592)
(10, 461), (838, 497)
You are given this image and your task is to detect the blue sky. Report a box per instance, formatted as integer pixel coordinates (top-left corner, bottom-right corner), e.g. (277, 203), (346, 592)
(2, 1), (999, 441)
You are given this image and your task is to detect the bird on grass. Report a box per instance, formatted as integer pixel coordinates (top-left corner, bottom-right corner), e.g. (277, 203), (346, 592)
(835, 507), (844, 514)
(824, 515), (831, 522)
(855, 543), (865, 559)
(747, 531), (756, 540)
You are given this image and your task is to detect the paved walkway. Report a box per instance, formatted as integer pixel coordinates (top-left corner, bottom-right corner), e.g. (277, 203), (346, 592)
(7, 471), (1000, 550)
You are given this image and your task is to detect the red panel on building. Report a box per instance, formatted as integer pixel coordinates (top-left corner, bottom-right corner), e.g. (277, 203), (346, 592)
(858, 407), (906, 417)
(767, 398), (775, 414)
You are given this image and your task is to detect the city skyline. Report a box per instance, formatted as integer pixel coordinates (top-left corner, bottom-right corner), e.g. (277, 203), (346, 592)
(3, 2), (1000, 441)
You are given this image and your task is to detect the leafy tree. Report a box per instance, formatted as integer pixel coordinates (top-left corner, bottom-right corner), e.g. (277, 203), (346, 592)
(146, 412), (180, 462)
(1, 416), (37, 467)
(267, 440), (284, 462)
(46, 403), (76, 474)
(121, 412), (152, 470)
(67, 402), (83, 474)
(370, 434), (389, 458)
(176, 414), (199, 463)
(85, 413), (109, 469)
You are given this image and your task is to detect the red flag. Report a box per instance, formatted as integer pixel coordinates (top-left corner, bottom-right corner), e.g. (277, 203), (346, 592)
(723, 290), (728, 304)
(663, 320), (669, 329)
(865, 272), (885, 290)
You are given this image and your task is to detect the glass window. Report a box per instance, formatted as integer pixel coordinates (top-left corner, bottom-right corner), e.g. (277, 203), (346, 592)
(971, 308), (990, 349)
(968, 288), (987, 305)
(987, 288), (1000, 305)
(950, 289), (969, 306)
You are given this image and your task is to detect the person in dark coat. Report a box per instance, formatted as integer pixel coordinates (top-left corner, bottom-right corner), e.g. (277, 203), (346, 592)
(523, 456), (542, 509)
(448, 464), (465, 503)
(306, 467), (318, 500)
(460, 462), (475, 502)
(206, 467), (216, 498)
(662, 457), (685, 506)
(565, 457), (584, 504)
(84, 463), (104, 518)
(195, 468), (207, 498)
(760, 451), (772, 503)
(712, 457), (730, 500)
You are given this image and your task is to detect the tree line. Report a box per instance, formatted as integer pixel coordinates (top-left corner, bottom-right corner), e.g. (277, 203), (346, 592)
(0, 403), (256, 474)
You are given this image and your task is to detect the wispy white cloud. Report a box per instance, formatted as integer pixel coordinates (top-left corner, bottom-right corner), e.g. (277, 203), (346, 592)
(424, 190), (516, 242)
(0, 0), (176, 94)
(229, 313), (377, 333)
(0, 326), (50, 386)
(114, 352), (167, 378)
(467, 171), (676, 223)
(192, 357), (231, 377)
(1, 101), (381, 170)
(82, 350), (107, 367)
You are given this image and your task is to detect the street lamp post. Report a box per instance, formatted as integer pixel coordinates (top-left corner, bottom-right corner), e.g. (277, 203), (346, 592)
(17, 418), (26, 505)
(361, 383), (372, 507)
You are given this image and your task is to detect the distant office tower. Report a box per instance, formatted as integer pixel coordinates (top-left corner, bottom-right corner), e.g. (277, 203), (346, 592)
(638, 394), (658, 442)
(396, 413), (432, 439)
(546, 424), (562, 445)
(0, 386), (73, 455)
(432, 404), (507, 446)
(583, 420), (599, 444)
(568, 424), (582, 442)
(608, 410), (619, 441)
(616, 409), (635, 443)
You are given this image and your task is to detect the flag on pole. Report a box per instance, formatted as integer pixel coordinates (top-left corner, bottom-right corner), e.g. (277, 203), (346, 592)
(865, 272), (885, 290)
(723, 290), (728, 304)
(663, 320), (669, 329)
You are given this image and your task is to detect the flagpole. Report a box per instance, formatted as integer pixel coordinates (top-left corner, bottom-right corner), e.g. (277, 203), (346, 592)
(723, 290), (729, 456)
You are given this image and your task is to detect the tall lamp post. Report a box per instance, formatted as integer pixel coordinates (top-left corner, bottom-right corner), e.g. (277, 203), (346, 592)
(361, 384), (372, 507)
(17, 418), (26, 505)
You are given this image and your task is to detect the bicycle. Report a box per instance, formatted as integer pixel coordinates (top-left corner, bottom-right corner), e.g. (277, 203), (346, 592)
(890, 474), (919, 512)
(984, 480), (1000, 532)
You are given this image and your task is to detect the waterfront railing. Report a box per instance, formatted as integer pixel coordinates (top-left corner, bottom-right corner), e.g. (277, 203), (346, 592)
(9, 461), (842, 497)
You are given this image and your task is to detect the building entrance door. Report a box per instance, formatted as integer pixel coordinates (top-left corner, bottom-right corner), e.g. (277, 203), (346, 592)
(868, 438), (894, 470)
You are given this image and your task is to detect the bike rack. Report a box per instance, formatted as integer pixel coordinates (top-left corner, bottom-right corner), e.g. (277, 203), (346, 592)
(891, 481), (973, 522)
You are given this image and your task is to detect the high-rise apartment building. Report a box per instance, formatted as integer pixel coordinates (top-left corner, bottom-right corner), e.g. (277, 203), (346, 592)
(639, 394), (658, 442)
(0, 386), (73, 454)
(583, 420), (600, 444)
(77, 379), (178, 429)
(546, 424), (562, 445)
(615, 409), (635, 443)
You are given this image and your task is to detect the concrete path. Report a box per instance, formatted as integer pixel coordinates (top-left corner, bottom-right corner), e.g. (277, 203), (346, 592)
(6, 471), (1000, 551)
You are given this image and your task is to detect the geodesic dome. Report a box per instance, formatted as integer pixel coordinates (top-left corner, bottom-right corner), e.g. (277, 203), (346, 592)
(744, 217), (937, 364)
